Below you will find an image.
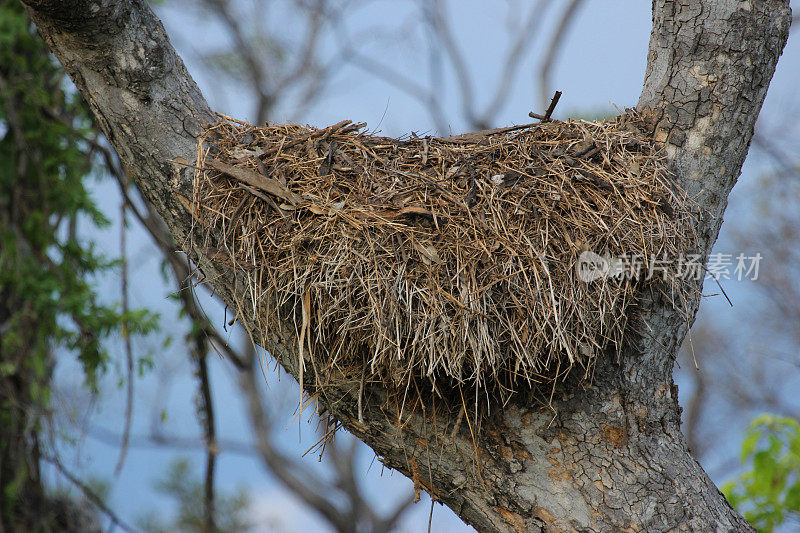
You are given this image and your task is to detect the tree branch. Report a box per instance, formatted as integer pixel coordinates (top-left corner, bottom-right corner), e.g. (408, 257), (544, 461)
(22, 0), (792, 530)
(538, 0), (584, 110)
(41, 454), (137, 533)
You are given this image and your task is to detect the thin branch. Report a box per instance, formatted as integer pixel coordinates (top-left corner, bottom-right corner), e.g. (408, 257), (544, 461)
(428, 0), (480, 127)
(751, 131), (799, 178)
(87, 425), (258, 458)
(236, 345), (350, 530)
(479, 0), (552, 124)
(84, 131), (249, 373)
(131, 193), (248, 370)
(273, 0), (326, 94)
(330, 18), (450, 134)
(530, 90), (563, 121)
(539, 0), (585, 109)
(41, 454), (137, 533)
(196, 353), (218, 533)
(380, 493), (417, 533)
(201, 0), (274, 123)
(113, 178), (134, 477)
(327, 437), (379, 527)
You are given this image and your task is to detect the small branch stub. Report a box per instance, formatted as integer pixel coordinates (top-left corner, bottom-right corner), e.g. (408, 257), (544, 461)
(530, 90), (563, 122)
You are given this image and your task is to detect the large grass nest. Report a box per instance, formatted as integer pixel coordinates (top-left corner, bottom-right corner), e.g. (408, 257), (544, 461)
(192, 112), (695, 403)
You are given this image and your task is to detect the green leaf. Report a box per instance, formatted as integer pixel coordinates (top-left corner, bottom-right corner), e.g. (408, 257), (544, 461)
(724, 415), (800, 531)
(742, 431), (761, 461)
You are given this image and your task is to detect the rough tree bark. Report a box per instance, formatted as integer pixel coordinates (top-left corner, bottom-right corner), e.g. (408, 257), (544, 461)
(22, 0), (791, 531)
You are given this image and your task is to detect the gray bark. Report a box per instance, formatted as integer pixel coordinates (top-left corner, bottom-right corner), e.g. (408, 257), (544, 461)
(22, 0), (791, 531)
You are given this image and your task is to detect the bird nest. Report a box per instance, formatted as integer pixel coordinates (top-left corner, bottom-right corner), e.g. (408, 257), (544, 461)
(191, 112), (695, 402)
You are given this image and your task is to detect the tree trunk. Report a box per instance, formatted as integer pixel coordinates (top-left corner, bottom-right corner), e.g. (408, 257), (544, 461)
(0, 297), (47, 530)
(21, 0), (791, 530)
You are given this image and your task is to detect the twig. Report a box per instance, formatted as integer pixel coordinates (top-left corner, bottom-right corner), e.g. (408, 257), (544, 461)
(703, 266), (734, 307)
(428, 0), (480, 127)
(261, 119), (356, 157)
(236, 346), (349, 530)
(114, 176), (134, 477)
(539, 0), (585, 108)
(478, 0), (552, 124)
(530, 90), (562, 122)
(439, 122), (538, 144)
(41, 454), (137, 533)
(427, 498), (435, 533)
(110, 169), (249, 372)
(197, 354), (218, 533)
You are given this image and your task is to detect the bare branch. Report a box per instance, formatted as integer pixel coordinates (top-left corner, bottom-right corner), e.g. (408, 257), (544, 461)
(479, 0), (552, 124)
(330, 13), (450, 134)
(196, 353), (218, 533)
(200, 0), (275, 123)
(427, 0), (480, 127)
(539, 0), (585, 109)
(41, 454), (137, 533)
(113, 180), (134, 477)
(236, 346), (351, 530)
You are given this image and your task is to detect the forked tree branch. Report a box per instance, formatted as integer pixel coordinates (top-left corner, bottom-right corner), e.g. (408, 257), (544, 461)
(22, 0), (791, 530)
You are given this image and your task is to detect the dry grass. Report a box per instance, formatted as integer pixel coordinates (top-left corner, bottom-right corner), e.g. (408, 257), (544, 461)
(191, 112), (695, 404)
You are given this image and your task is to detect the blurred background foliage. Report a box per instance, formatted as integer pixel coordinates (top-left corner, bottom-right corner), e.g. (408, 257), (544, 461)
(723, 415), (800, 531)
(0, 0), (156, 527)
